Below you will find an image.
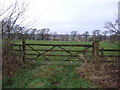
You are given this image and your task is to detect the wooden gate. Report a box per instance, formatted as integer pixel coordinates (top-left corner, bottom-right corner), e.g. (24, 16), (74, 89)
(26, 43), (93, 61)
(13, 39), (100, 62)
(13, 40), (120, 62)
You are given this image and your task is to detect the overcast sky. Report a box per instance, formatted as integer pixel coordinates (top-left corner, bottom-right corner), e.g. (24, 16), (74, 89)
(1, 0), (119, 34)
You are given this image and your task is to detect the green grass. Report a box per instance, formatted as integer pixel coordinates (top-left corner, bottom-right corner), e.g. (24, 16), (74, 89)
(3, 61), (96, 88)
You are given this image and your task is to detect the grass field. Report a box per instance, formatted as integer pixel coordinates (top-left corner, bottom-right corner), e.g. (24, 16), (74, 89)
(3, 40), (119, 88)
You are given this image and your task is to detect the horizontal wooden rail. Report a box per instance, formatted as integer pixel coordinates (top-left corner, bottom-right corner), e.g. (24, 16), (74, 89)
(14, 50), (22, 52)
(26, 58), (81, 61)
(25, 44), (93, 47)
(22, 49), (91, 52)
(26, 53), (81, 57)
(99, 49), (120, 52)
(99, 55), (120, 57)
(12, 44), (92, 47)
(14, 50), (119, 57)
(12, 44), (22, 46)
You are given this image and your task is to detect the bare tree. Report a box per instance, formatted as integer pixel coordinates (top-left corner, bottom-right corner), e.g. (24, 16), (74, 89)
(37, 28), (50, 40)
(104, 20), (120, 34)
(29, 28), (37, 40)
(44, 28), (50, 40)
(52, 32), (57, 40)
(77, 34), (82, 41)
(1, 1), (31, 76)
(70, 31), (77, 41)
(1, 1), (29, 53)
(92, 30), (101, 41)
(23, 29), (30, 40)
(104, 20), (120, 42)
(102, 30), (108, 41)
(62, 34), (69, 41)
(2, 1), (28, 38)
(83, 31), (89, 42)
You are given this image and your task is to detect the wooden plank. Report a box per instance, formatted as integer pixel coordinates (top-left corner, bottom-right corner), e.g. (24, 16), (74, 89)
(66, 47), (92, 61)
(14, 50), (22, 52)
(26, 44), (41, 55)
(26, 53), (80, 57)
(12, 44), (92, 47)
(40, 46), (56, 55)
(92, 41), (99, 60)
(22, 39), (26, 62)
(99, 55), (120, 57)
(101, 48), (104, 60)
(25, 44), (92, 47)
(12, 44), (22, 46)
(25, 49), (91, 52)
(57, 46), (73, 55)
(26, 58), (81, 61)
(99, 49), (120, 52)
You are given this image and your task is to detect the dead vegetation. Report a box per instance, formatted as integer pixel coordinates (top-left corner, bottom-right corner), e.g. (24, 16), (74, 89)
(2, 49), (24, 76)
(76, 58), (119, 88)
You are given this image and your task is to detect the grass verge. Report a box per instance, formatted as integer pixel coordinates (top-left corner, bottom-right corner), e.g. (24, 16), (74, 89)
(3, 60), (96, 88)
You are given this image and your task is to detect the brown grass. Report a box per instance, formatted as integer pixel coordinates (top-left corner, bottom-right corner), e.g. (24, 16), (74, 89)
(76, 59), (119, 88)
(2, 50), (24, 76)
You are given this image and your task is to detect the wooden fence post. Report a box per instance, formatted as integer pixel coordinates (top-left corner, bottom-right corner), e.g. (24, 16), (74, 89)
(22, 39), (26, 62)
(101, 48), (104, 60)
(92, 41), (99, 60)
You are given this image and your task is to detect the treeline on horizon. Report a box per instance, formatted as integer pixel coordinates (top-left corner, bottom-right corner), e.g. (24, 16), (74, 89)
(2, 25), (120, 42)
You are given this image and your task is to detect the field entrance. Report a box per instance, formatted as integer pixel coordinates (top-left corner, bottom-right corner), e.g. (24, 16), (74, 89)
(25, 43), (92, 61)
(13, 39), (95, 62)
(13, 40), (120, 63)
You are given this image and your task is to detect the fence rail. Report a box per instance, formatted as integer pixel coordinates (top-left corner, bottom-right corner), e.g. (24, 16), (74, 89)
(99, 48), (120, 59)
(26, 54), (80, 57)
(13, 44), (92, 47)
(99, 55), (120, 57)
(15, 49), (91, 52)
(99, 49), (120, 52)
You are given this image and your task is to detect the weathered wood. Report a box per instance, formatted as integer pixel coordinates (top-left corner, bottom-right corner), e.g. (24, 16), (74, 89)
(99, 55), (120, 57)
(26, 45), (57, 60)
(13, 43), (92, 47)
(13, 40), (120, 61)
(40, 46), (56, 55)
(25, 49), (91, 52)
(57, 46), (73, 55)
(26, 44), (41, 55)
(26, 58), (81, 61)
(12, 44), (22, 46)
(101, 48), (104, 60)
(92, 41), (99, 60)
(67, 47), (91, 61)
(26, 44), (92, 47)
(99, 49), (120, 52)
(22, 39), (26, 62)
(14, 50), (22, 52)
(26, 53), (79, 57)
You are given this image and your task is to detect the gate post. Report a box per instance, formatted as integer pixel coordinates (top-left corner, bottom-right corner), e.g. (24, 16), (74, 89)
(22, 39), (26, 62)
(101, 48), (104, 60)
(92, 40), (99, 60)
